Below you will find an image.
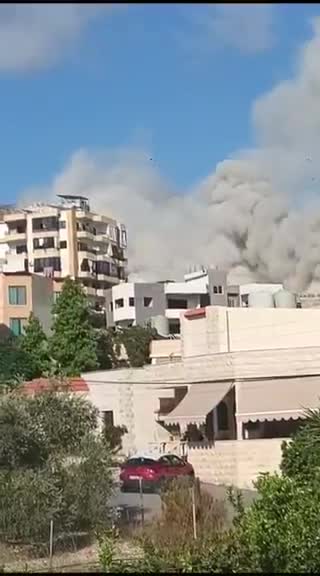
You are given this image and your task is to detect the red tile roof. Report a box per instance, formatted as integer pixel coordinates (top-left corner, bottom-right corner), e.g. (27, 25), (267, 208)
(184, 308), (206, 319)
(22, 377), (89, 395)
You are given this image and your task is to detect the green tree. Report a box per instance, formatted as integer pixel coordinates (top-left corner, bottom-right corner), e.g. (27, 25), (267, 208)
(19, 313), (51, 379)
(0, 390), (113, 544)
(0, 336), (34, 389)
(281, 408), (320, 481)
(229, 473), (320, 573)
(117, 325), (156, 368)
(50, 277), (98, 376)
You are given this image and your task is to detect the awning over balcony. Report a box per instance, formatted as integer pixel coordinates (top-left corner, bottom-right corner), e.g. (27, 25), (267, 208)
(162, 381), (233, 428)
(236, 376), (320, 423)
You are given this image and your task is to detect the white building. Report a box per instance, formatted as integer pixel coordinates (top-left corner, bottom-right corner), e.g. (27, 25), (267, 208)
(83, 304), (320, 489)
(0, 196), (127, 310)
(106, 268), (240, 334)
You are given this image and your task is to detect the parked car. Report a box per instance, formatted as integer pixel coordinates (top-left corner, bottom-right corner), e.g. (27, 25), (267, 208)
(119, 453), (195, 492)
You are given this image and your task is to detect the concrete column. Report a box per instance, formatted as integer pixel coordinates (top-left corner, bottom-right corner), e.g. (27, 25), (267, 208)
(234, 380), (243, 440)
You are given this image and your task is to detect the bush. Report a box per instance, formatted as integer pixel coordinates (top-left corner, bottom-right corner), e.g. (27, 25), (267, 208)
(0, 391), (114, 546)
(281, 408), (320, 481)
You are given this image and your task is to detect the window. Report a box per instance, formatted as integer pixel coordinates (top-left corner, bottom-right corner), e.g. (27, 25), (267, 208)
(102, 410), (114, 428)
(217, 401), (229, 431)
(59, 241), (67, 249)
(213, 285), (223, 295)
(218, 285), (223, 294)
(115, 298), (124, 309)
(167, 298), (187, 309)
(8, 286), (26, 305)
(144, 297), (153, 308)
(16, 244), (27, 254)
(33, 237), (55, 250)
(32, 216), (58, 232)
(129, 297), (135, 307)
(96, 261), (111, 276)
(34, 257), (61, 273)
(121, 229), (127, 247)
(110, 302), (113, 312)
(80, 259), (90, 272)
(59, 220), (66, 229)
(9, 318), (26, 336)
(159, 455), (184, 467)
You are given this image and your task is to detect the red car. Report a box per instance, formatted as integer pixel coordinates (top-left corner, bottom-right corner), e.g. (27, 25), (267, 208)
(120, 454), (195, 493)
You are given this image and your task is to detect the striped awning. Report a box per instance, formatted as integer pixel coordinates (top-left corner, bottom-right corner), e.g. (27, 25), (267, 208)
(162, 381), (233, 428)
(236, 376), (320, 423)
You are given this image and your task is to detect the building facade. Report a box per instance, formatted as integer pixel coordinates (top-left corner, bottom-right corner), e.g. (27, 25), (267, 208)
(0, 272), (53, 336)
(0, 195), (128, 310)
(106, 268), (240, 334)
(82, 304), (320, 488)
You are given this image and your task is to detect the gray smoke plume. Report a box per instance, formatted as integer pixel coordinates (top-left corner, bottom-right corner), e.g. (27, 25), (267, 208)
(19, 17), (320, 292)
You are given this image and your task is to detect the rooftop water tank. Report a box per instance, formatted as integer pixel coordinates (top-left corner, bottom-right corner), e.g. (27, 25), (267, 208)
(150, 315), (170, 337)
(248, 291), (275, 308)
(274, 289), (297, 308)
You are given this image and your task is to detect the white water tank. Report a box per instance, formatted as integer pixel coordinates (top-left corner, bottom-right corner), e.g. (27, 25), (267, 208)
(150, 315), (169, 337)
(274, 289), (297, 308)
(248, 291), (275, 308)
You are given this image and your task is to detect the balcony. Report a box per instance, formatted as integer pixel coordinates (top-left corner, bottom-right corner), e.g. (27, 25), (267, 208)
(77, 230), (95, 241)
(0, 231), (27, 243)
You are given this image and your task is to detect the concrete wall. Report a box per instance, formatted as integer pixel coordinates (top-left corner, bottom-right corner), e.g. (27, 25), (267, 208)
(134, 283), (166, 325)
(180, 306), (320, 359)
(84, 375), (176, 456)
(32, 274), (53, 335)
(187, 438), (284, 488)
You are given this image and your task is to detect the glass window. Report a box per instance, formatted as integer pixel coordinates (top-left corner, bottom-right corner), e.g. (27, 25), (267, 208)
(129, 297), (135, 307)
(8, 286), (26, 305)
(59, 241), (67, 249)
(115, 298), (124, 309)
(59, 220), (66, 229)
(144, 297), (153, 308)
(9, 318), (26, 336)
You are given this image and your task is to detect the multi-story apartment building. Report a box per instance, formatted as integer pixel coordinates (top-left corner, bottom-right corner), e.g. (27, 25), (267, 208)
(0, 272), (53, 336)
(0, 195), (128, 310)
(106, 267), (240, 334)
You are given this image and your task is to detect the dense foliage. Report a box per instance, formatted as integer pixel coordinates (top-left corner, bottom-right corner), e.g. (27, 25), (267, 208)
(50, 278), (98, 376)
(0, 390), (113, 544)
(0, 335), (34, 388)
(117, 325), (157, 368)
(19, 313), (51, 379)
(281, 408), (320, 481)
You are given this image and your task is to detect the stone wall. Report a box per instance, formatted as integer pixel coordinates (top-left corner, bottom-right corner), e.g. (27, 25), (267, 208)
(187, 438), (284, 489)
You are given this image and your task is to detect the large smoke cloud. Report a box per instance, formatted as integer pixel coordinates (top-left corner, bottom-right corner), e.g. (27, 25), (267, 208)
(19, 17), (320, 291)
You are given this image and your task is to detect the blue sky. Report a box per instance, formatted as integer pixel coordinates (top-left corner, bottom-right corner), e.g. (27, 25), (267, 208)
(0, 3), (319, 203)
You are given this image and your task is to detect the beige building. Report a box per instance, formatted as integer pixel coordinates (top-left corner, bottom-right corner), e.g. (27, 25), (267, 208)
(82, 304), (320, 489)
(0, 272), (53, 336)
(0, 195), (127, 311)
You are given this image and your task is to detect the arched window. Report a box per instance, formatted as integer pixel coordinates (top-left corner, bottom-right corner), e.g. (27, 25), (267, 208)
(217, 401), (228, 431)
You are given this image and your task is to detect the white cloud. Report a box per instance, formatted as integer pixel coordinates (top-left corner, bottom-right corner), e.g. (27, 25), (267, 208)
(18, 17), (320, 291)
(0, 4), (106, 72)
(184, 4), (274, 55)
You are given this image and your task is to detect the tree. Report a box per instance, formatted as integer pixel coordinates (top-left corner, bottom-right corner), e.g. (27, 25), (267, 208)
(117, 325), (156, 368)
(50, 277), (98, 376)
(227, 473), (320, 573)
(19, 313), (51, 379)
(281, 408), (320, 481)
(0, 390), (113, 544)
(0, 335), (34, 389)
